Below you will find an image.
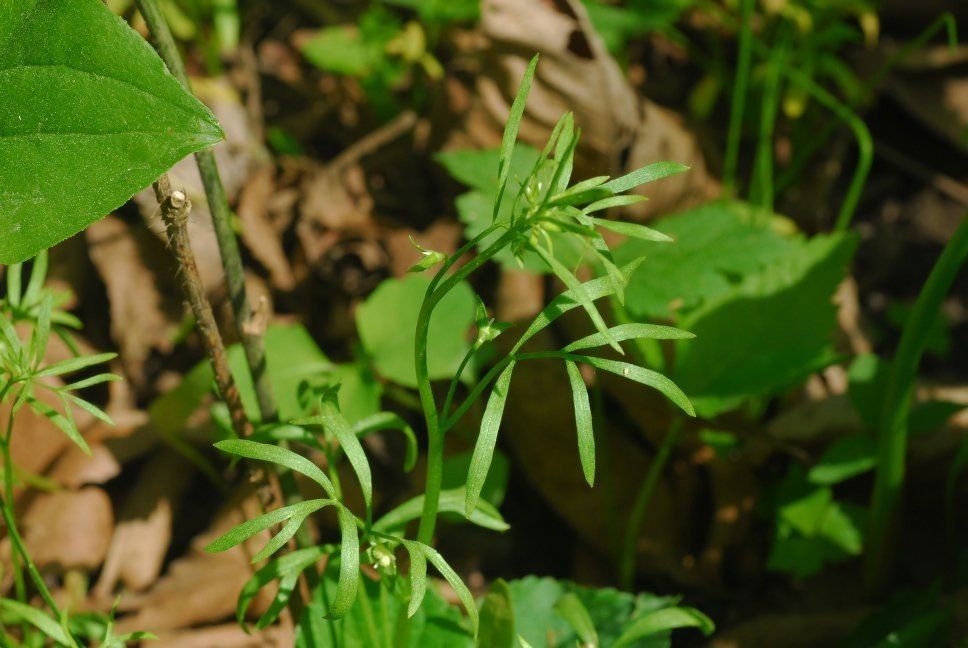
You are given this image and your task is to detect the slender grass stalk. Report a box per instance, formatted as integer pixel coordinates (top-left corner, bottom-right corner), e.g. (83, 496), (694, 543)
(134, 0), (276, 421)
(415, 229), (518, 544)
(619, 418), (683, 591)
(865, 216), (968, 592)
(723, 0), (755, 194)
(751, 40), (787, 212)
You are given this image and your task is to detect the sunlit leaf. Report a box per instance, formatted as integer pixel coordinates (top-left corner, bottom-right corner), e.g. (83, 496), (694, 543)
(466, 362), (515, 517)
(213, 439), (337, 499)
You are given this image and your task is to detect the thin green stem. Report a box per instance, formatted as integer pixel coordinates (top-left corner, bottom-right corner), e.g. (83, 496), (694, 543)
(415, 230), (519, 544)
(865, 216), (968, 592)
(0, 409), (28, 643)
(723, 0), (755, 194)
(619, 418), (683, 591)
(441, 345), (478, 422)
(752, 39), (786, 211)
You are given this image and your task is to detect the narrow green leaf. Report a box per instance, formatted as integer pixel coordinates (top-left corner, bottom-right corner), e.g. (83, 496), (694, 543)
(413, 541), (480, 635)
(580, 194), (646, 215)
(351, 412), (418, 472)
(27, 396), (90, 455)
(599, 162), (690, 195)
(204, 499), (332, 554)
(589, 217), (672, 242)
(574, 355), (695, 416)
(553, 593), (599, 647)
(214, 439), (337, 498)
(30, 294), (52, 366)
(301, 391), (373, 521)
(549, 113), (576, 196)
(35, 352), (117, 378)
(327, 505), (361, 619)
(64, 373), (121, 391)
(493, 54), (539, 221)
(564, 323), (694, 353)
(5, 264), (22, 306)
(512, 259), (646, 354)
(613, 606), (714, 647)
(532, 245), (621, 354)
(548, 175), (610, 207)
(66, 393), (114, 426)
(564, 362), (595, 486)
(466, 362), (516, 517)
(0, 598), (71, 645)
(403, 540), (428, 618)
(373, 487), (509, 533)
(251, 501), (331, 563)
(24, 253), (47, 305)
(236, 546), (329, 630)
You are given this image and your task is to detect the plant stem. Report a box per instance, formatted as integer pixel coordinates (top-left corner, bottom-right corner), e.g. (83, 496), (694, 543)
(415, 229), (518, 544)
(865, 216), (968, 592)
(752, 38), (786, 212)
(723, 0), (754, 194)
(134, 0), (276, 422)
(619, 418), (683, 590)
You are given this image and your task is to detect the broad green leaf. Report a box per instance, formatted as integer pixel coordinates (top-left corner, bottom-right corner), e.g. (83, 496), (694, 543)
(554, 593), (599, 646)
(357, 276), (476, 387)
(373, 487), (509, 533)
(507, 576), (680, 648)
(675, 232), (857, 417)
(479, 579), (516, 648)
(494, 54), (539, 221)
(599, 161), (689, 195)
(613, 607), (714, 647)
(204, 498), (332, 555)
(563, 323), (693, 353)
(615, 200), (799, 319)
(0, 598), (72, 645)
(564, 361), (595, 486)
(807, 434), (877, 485)
(296, 391), (373, 521)
(350, 411), (418, 471)
(466, 361), (515, 517)
(0, 0), (223, 262)
(572, 355), (694, 417)
(213, 439), (337, 498)
(301, 27), (374, 76)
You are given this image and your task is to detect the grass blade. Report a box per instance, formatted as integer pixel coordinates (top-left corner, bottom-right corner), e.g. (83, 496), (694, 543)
(574, 355), (695, 417)
(214, 439), (337, 498)
(565, 361), (595, 487)
(600, 161), (689, 195)
(466, 362), (515, 517)
(0, 598), (71, 645)
(493, 54), (539, 221)
(564, 323), (694, 353)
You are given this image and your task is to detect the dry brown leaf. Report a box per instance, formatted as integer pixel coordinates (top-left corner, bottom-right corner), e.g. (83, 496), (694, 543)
(238, 166), (296, 290)
(86, 215), (176, 388)
(94, 450), (194, 597)
(23, 487), (113, 571)
(150, 623), (291, 648)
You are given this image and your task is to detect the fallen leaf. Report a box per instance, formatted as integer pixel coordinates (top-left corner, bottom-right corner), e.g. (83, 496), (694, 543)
(23, 487), (113, 571)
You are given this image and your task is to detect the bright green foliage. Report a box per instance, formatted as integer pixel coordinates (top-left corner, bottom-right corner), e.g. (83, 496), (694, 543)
(673, 230), (858, 416)
(479, 579), (516, 648)
(808, 434), (877, 486)
(581, 0), (695, 52)
(373, 486), (508, 533)
(0, 599), (72, 646)
(296, 568), (474, 648)
(435, 145), (584, 271)
(357, 275), (476, 387)
(0, 0), (223, 263)
(465, 362), (515, 516)
(616, 200), (798, 320)
(506, 576), (706, 647)
(767, 468), (865, 578)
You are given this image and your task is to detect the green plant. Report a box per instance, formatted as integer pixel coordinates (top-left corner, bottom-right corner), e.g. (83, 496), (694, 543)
(0, 255), (135, 646)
